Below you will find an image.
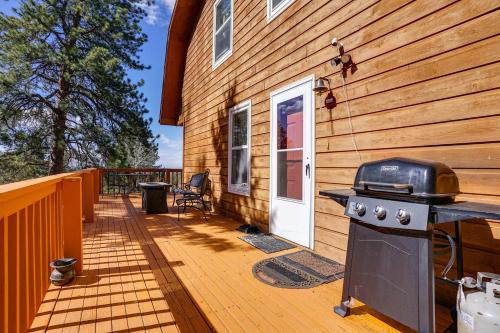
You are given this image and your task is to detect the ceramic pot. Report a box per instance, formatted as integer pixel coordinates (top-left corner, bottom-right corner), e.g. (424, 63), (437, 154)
(49, 258), (77, 286)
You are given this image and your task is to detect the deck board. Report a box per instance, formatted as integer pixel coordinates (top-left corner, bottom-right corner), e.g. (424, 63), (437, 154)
(31, 195), (452, 332)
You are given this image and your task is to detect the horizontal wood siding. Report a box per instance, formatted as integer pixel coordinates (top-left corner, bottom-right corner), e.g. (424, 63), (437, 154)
(179, 0), (500, 275)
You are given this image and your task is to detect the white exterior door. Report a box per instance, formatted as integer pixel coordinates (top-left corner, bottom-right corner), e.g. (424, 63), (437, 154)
(269, 76), (314, 248)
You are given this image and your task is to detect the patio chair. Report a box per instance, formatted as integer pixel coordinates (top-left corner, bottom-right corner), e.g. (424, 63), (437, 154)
(108, 173), (128, 196)
(175, 171), (211, 221)
(172, 171), (206, 206)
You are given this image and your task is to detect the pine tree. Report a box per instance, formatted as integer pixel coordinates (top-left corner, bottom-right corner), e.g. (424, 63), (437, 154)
(0, 0), (159, 178)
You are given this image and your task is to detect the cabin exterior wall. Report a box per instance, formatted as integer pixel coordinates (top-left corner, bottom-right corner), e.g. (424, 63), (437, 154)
(179, 0), (500, 274)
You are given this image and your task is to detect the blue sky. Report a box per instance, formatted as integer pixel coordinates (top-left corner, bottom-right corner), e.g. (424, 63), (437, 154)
(0, 0), (183, 168)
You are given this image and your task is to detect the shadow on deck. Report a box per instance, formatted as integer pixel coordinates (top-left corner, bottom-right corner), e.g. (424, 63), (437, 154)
(30, 195), (451, 333)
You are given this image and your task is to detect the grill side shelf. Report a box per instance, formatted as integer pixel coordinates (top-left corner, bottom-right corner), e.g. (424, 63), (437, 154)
(319, 189), (354, 207)
(431, 201), (500, 224)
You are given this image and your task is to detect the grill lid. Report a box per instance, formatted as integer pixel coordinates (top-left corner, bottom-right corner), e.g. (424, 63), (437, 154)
(353, 158), (460, 203)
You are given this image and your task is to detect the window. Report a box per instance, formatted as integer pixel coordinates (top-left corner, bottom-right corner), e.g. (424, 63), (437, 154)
(228, 101), (251, 195)
(267, 0), (295, 21)
(213, 0), (233, 69)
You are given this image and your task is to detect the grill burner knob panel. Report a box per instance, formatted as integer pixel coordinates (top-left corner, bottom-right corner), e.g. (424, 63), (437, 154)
(345, 196), (430, 231)
(354, 203), (366, 216)
(373, 206), (386, 220)
(396, 209), (411, 225)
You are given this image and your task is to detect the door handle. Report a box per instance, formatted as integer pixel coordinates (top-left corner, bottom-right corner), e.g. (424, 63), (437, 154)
(305, 163), (310, 178)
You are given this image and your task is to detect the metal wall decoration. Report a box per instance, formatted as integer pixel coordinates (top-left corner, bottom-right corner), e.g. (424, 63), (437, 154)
(313, 77), (336, 109)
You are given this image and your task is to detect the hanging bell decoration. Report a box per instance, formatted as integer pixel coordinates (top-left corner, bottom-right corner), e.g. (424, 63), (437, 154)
(313, 77), (330, 94)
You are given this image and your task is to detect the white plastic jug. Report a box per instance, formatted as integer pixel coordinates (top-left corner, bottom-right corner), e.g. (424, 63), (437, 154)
(457, 272), (500, 333)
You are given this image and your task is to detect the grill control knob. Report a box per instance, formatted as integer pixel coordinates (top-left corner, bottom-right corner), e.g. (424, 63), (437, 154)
(353, 203), (366, 216)
(396, 209), (411, 225)
(373, 206), (386, 220)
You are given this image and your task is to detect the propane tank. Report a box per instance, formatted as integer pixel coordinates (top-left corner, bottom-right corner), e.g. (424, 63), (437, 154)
(457, 272), (500, 333)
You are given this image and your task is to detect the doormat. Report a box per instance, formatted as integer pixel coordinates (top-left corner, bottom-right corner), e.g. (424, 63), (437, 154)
(239, 234), (296, 254)
(252, 250), (344, 289)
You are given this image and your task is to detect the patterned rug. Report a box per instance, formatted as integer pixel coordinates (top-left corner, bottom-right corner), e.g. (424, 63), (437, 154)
(239, 234), (296, 254)
(252, 250), (344, 289)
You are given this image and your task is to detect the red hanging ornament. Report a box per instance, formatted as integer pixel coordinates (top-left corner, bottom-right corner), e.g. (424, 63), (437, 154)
(325, 91), (337, 109)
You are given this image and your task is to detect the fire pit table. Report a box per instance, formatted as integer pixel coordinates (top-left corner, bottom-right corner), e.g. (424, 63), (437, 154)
(320, 157), (500, 333)
(138, 182), (171, 214)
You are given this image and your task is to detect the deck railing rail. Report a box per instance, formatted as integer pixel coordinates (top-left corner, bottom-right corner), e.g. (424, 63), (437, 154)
(0, 169), (99, 333)
(99, 168), (182, 195)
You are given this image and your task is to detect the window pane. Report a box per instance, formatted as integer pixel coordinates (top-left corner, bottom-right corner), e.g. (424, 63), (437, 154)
(277, 150), (302, 200)
(232, 110), (247, 147)
(277, 95), (303, 150)
(272, 0), (287, 10)
(231, 148), (248, 186)
(214, 23), (231, 61)
(216, 0), (231, 30)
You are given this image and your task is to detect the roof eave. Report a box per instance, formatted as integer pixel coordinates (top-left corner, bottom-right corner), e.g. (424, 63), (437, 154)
(159, 0), (203, 126)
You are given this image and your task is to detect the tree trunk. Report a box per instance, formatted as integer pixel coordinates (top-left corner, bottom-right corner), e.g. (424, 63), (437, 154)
(49, 74), (69, 175)
(49, 108), (67, 175)
(49, 10), (81, 175)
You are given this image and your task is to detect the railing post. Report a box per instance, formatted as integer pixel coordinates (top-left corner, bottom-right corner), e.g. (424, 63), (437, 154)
(82, 172), (94, 223)
(92, 169), (99, 203)
(62, 177), (83, 275)
(98, 169), (103, 195)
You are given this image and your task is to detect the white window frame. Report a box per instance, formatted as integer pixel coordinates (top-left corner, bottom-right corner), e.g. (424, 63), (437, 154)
(212, 0), (233, 70)
(228, 100), (251, 196)
(267, 0), (295, 22)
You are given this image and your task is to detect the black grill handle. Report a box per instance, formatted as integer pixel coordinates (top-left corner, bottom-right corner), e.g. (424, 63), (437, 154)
(358, 181), (413, 194)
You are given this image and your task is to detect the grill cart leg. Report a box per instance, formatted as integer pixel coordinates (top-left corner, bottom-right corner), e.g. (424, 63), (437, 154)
(334, 220), (356, 317)
(418, 232), (435, 333)
(334, 301), (351, 317)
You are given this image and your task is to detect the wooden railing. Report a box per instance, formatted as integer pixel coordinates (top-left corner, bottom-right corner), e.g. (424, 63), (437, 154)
(0, 169), (99, 333)
(0, 167), (179, 332)
(99, 168), (182, 195)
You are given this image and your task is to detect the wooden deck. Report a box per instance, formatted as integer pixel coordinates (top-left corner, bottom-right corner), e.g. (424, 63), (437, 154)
(30, 195), (452, 332)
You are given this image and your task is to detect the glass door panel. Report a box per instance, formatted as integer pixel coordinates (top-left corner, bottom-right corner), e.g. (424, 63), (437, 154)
(276, 95), (304, 201)
(277, 150), (303, 200)
(277, 96), (303, 149)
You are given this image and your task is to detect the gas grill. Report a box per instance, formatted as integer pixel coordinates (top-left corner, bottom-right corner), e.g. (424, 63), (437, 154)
(320, 158), (500, 333)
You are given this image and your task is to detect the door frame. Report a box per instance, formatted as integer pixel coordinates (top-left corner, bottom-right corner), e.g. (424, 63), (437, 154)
(268, 75), (316, 249)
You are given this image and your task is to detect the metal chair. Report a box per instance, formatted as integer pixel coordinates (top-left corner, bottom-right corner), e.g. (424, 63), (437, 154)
(108, 173), (127, 196)
(176, 171), (211, 221)
(172, 172), (205, 206)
